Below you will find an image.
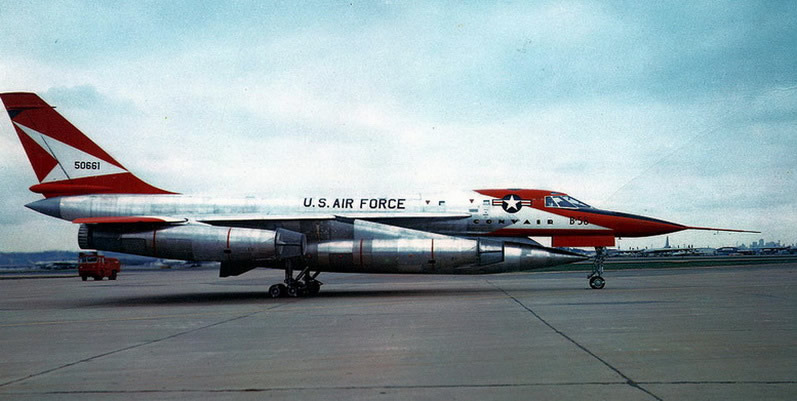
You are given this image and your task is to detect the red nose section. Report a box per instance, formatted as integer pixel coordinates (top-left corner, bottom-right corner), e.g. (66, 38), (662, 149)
(578, 209), (687, 237)
(548, 209), (687, 247)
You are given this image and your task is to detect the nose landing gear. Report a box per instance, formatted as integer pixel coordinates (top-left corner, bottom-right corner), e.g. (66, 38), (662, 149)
(588, 246), (607, 289)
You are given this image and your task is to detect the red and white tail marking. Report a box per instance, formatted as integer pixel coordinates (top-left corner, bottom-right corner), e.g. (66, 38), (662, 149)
(13, 121), (128, 182)
(1, 92), (174, 198)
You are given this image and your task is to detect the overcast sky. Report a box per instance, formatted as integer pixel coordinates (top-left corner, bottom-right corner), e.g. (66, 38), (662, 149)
(1, 1), (795, 252)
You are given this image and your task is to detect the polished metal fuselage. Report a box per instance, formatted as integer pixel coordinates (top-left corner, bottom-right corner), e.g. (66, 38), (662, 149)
(41, 191), (612, 239)
(30, 191), (589, 274)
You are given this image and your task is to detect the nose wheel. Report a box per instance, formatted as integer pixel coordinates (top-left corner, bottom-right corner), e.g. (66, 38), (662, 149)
(588, 246), (607, 289)
(589, 275), (605, 289)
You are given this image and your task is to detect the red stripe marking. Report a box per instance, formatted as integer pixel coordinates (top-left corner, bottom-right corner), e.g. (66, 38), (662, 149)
(552, 235), (615, 247)
(73, 216), (169, 224)
(29, 173), (175, 198)
(475, 189), (557, 200)
(485, 228), (612, 237)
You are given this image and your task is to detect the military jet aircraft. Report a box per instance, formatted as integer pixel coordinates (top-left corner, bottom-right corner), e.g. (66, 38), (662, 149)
(1, 92), (755, 294)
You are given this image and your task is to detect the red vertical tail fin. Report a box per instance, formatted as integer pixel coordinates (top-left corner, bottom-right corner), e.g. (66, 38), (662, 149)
(1, 92), (175, 198)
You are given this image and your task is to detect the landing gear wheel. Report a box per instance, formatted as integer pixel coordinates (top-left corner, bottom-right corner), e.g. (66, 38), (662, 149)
(269, 284), (284, 298)
(589, 275), (606, 290)
(270, 261), (322, 297)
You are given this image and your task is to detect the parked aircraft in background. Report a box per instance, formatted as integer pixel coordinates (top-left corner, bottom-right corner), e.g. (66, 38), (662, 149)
(34, 260), (80, 270)
(715, 247), (756, 256)
(1, 92), (757, 294)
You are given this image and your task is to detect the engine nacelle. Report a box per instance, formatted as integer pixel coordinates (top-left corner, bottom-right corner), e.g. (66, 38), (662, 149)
(78, 223), (305, 263)
(306, 237), (504, 274)
(305, 237), (585, 274)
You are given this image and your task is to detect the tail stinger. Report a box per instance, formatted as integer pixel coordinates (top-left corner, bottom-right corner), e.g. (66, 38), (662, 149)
(0, 92), (175, 198)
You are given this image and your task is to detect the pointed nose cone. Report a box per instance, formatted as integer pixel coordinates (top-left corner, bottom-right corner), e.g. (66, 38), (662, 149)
(25, 198), (62, 218)
(590, 209), (687, 237)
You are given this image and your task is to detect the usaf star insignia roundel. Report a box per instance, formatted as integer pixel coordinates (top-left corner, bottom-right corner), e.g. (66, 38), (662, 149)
(490, 194), (532, 213)
(492, 194), (531, 213)
(501, 194), (522, 213)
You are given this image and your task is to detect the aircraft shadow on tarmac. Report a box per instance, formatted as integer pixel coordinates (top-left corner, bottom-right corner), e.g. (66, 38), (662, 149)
(81, 287), (528, 307)
(81, 291), (273, 307)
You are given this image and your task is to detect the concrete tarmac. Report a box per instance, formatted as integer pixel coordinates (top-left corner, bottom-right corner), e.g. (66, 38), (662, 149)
(0, 263), (795, 400)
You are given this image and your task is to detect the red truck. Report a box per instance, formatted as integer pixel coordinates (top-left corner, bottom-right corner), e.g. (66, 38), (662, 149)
(78, 252), (121, 281)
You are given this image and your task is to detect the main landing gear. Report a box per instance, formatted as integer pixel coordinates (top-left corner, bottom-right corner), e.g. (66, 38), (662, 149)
(268, 261), (322, 298)
(588, 246), (607, 289)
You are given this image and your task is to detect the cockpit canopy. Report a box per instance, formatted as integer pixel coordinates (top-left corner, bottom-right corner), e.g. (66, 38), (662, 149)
(544, 195), (592, 209)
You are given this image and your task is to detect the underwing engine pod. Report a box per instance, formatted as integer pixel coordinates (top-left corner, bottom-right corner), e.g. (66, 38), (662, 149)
(306, 237), (585, 274)
(78, 223), (305, 265)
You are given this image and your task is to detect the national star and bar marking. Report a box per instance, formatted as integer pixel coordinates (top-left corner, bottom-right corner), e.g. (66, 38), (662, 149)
(491, 194), (532, 213)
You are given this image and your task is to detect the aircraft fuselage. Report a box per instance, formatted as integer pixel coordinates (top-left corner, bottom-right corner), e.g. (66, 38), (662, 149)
(28, 188), (688, 247)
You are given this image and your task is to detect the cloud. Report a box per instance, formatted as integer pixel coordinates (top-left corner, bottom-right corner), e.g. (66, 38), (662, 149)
(42, 85), (134, 111)
(0, 1), (795, 251)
